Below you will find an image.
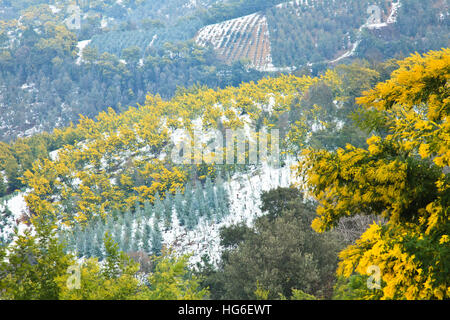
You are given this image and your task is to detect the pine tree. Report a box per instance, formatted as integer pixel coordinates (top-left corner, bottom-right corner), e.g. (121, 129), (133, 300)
(95, 220), (105, 243)
(132, 222), (142, 252)
(187, 199), (198, 231)
(184, 181), (193, 210)
(113, 222), (122, 246)
(111, 208), (121, 221)
(142, 223), (153, 254)
(205, 176), (215, 208)
(153, 192), (164, 221)
(121, 221), (132, 253)
(144, 200), (153, 219)
(67, 231), (77, 254)
(174, 188), (185, 226)
(216, 176), (230, 220)
(194, 184), (206, 218)
(76, 228), (85, 258)
(84, 228), (94, 257)
(93, 233), (104, 260)
(204, 177), (216, 221)
(152, 220), (163, 256)
(0, 172), (6, 197)
(57, 230), (68, 254)
(106, 215), (114, 234)
(124, 209), (132, 229)
(163, 193), (173, 229)
(134, 199), (142, 219)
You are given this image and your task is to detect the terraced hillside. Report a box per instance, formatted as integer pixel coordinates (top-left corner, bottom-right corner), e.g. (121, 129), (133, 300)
(196, 0), (449, 70)
(195, 13), (275, 71)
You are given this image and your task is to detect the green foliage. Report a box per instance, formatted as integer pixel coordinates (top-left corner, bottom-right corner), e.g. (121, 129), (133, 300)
(267, 0), (448, 68)
(332, 275), (382, 300)
(254, 280), (270, 300)
(57, 232), (145, 300)
(202, 187), (345, 300)
(0, 223), (207, 300)
(0, 218), (75, 300)
(145, 251), (209, 300)
(299, 49), (450, 299)
(198, 0), (285, 25)
(61, 177), (230, 260)
(290, 289), (317, 300)
(219, 223), (253, 249)
(259, 187), (305, 220)
(0, 205), (14, 246)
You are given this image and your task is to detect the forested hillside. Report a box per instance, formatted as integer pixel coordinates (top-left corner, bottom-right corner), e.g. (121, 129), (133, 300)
(0, 0), (448, 141)
(1, 48), (448, 300)
(0, 0), (448, 303)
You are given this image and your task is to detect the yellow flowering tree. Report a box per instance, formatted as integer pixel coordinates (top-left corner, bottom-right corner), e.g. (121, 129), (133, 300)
(20, 72), (326, 226)
(298, 49), (449, 299)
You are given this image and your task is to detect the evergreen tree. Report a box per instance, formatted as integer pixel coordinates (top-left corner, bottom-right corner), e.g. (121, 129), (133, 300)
(134, 199), (143, 219)
(0, 219), (75, 300)
(163, 193), (173, 229)
(186, 199), (199, 231)
(153, 192), (164, 221)
(105, 215), (114, 234)
(143, 200), (153, 219)
(152, 220), (163, 256)
(113, 222), (122, 246)
(204, 177), (216, 221)
(174, 188), (185, 226)
(205, 177), (215, 208)
(142, 224), (153, 254)
(121, 213), (132, 253)
(0, 172), (6, 197)
(184, 181), (193, 211)
(95, 220), (105, 243)
(194, 184), (206, 218)
(216, 177), (230, 220)
(76, 229), (85, 258)
(124, 209), (132, 229)
(132, 224), (142, 252)
(84, 228), (94, 258)
(111, 208), (121, 221)
(93, 233), (104, 260)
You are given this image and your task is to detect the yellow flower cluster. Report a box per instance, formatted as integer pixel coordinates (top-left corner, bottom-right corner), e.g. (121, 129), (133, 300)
(21, 73), (330, 225)
(299, 49), (450, 299)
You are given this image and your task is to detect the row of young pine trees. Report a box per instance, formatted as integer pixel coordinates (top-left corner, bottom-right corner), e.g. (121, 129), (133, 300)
(61, 176), (230, 259)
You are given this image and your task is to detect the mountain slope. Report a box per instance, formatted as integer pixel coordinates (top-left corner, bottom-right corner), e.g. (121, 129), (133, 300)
(195, 0), (449, 69)
(1, 70), (350, 264)
(195, 12), (274, 71)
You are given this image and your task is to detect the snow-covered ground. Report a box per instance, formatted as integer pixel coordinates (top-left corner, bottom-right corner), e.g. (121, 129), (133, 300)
(48, 5), (62, 14)
(195, 12), (276, 71)
(3, 193), (28, 223)
(0, 192), (30, 241)
(76, 40), (92, 65)
(162, 159), (299, 267)
(1, 156), (300, 267)
(331, 1), (402, 63)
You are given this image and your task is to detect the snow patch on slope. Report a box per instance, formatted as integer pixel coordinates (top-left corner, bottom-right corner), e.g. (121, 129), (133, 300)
(332, 1), (402, 63)
(163, 158), (300, 267)
(76, 40), (92, 65)
(1, 192), (30, 237)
